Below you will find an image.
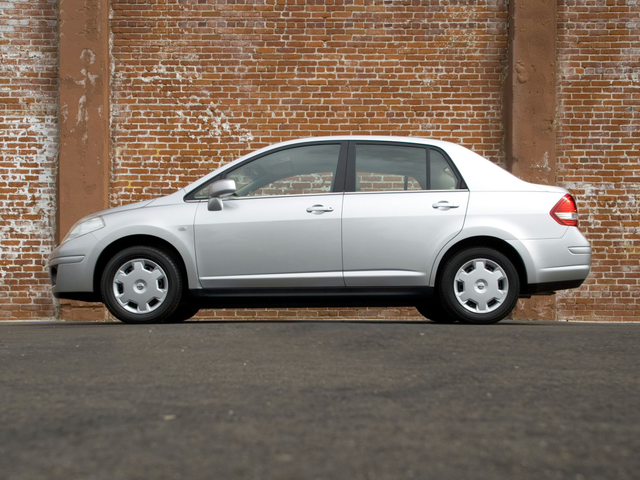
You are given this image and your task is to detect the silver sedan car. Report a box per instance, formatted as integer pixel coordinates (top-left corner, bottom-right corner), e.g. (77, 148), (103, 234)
(49, 136), (591, 324)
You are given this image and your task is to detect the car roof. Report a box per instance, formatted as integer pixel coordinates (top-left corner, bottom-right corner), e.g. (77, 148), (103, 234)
(269, 135), (456, 147)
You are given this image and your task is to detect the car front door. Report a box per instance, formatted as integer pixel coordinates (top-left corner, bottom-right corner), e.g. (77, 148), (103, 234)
(194, 142), (347, 289)
(341, 142), (469, 287)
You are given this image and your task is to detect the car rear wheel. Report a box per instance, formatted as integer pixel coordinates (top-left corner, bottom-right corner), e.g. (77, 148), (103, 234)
(438, 247), (519, 325)
(101, 246), (183, 324)
(416, 300), (456, 324)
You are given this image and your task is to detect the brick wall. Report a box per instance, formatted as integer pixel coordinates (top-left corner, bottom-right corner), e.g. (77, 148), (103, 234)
(109, 0), (508, 320)
(556, 0), (640, 321)
(110, 0), (508, 207)
(2, 0), (638, 322)
(0, 0), (58, 320)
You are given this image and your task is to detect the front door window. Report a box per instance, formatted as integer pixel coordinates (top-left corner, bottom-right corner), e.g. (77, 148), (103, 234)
(227, 144), (341, 197)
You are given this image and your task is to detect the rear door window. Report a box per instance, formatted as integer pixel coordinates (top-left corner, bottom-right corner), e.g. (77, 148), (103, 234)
(353, 144), (427, 192)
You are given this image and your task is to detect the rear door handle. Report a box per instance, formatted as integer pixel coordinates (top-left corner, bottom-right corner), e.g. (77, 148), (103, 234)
(432, 201), (459, 210)
(306, 204), (334, 214)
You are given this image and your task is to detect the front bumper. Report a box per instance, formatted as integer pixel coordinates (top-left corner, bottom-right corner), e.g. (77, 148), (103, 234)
(49, 233), (104, 300)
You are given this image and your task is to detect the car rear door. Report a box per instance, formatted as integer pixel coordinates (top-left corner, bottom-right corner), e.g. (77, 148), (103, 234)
(341, 141), (469, 287)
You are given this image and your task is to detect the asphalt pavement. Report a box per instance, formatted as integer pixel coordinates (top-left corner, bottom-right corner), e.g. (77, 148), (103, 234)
(1, 319), (639, 480)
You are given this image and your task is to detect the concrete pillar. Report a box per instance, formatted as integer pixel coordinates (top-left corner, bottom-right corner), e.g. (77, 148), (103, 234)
(58, 0), (110, 320)
(504, 0), (557, 320)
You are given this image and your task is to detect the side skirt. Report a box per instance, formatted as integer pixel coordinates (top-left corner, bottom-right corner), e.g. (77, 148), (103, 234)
(187, 286), (434, 309)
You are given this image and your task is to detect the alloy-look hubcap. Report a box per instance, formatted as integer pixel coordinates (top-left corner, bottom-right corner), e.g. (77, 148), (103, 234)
(453, 258), (508, 314)
(112, 258), (168, 314)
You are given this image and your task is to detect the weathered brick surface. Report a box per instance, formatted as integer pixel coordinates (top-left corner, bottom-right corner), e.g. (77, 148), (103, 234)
(109, 0), (508, 320)
(2, 0), (638, 322)
(110, 0), (509, 205)
(556, 0), (640, 321)
(0, 0), (58, 319)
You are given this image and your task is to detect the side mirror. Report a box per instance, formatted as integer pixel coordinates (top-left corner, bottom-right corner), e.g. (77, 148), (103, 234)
(207, 179), (236, 211)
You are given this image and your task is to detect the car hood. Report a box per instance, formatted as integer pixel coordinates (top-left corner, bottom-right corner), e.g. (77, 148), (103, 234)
(79, 199), (155, 223)
(77, 189), (188, 223)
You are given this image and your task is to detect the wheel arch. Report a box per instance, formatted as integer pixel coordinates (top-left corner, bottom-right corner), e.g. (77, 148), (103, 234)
(93, 234), (192, 300)
(432, 236), (528, 295)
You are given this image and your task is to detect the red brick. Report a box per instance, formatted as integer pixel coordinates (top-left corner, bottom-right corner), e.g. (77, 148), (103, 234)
(0, 0), (58, 320)
(3, 0), (639, 322)
(556, 0), (640, 322)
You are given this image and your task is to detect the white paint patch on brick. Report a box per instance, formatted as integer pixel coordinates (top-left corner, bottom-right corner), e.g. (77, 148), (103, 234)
(177, 106), (255, 149)
(0, 0), (58, 320)
(0, 116), (57, 279)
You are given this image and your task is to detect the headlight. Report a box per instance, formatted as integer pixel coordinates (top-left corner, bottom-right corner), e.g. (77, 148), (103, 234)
(62, 216), (105, 243)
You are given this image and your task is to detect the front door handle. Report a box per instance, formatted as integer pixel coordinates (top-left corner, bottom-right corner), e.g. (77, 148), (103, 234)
(306, 204), (334, 214)
(432, 201), (459, 210)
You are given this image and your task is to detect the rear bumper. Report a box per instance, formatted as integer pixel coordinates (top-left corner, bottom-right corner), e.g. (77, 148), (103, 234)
(523, 278), (587, 296)
(509, 227), (591, 286)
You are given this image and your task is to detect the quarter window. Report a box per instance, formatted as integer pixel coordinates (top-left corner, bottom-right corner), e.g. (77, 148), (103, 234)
(430, 149), (458, 190)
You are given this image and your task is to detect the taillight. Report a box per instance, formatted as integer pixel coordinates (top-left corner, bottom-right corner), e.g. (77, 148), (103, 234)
(550, 194), (578, 227)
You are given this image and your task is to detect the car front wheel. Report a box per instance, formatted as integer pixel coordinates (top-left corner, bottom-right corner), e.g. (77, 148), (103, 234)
(101, 246), (183, 324)
(164, 303), (200, 323)
(438, 247), (519, 325)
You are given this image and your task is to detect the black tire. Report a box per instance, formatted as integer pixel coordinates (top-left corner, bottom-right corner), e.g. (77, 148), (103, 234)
(416, 300), (456, 324)
(101, 246), (183, 324)
(164, 303), (200, 323)
(438, 247), (519, 325)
